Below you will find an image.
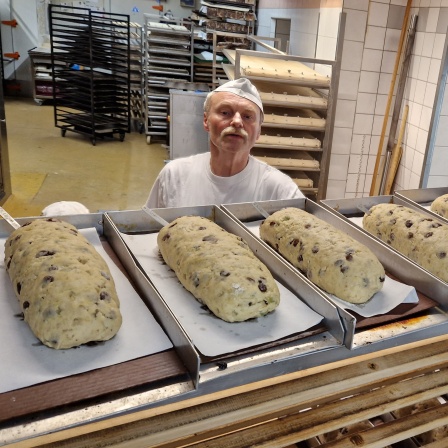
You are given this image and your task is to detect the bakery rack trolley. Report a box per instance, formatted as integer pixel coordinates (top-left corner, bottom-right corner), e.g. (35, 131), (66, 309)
(49, 5), (131, 146)
(143, 13), (194, 145)
(129, 22), (144, 133)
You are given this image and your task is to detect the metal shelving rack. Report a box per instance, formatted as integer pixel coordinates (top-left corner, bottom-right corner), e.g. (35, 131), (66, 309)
(143, 14), (194, 145)
(49, 5), (131, 146)
(130, 22), (144, 133)
(206, 0), (256, 88)
(219, 19), (345, 200)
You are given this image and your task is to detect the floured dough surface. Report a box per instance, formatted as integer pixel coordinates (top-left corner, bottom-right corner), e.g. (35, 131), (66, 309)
(157, 215), (280, 322)
(431, 193), (448, 218)
(4, 218), (122, 349)
(260, 207), (385, 303)
(363, 203), (448, 282)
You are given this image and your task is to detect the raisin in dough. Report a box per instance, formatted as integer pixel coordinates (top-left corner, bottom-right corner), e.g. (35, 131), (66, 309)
(260, 207), (385, 304)
(4, 218), (122, 349)
(363, 203), (448, 283)
(431, 193), (448, 218)
(157, 216), (280, 322)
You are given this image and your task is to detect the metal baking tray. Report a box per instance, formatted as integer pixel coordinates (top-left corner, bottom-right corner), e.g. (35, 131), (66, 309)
(395, 187), (448, 223)
(223, 198), (448, 350)
(104, 205), (345, 391)
(0, 213), (193, 447)
(320, 194), (448, 301)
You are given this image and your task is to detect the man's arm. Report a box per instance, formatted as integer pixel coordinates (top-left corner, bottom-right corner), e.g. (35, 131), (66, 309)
(145, 176), (164, 209)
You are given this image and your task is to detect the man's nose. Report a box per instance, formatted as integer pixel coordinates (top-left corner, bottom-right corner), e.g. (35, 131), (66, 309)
(231, 112), (243, 127)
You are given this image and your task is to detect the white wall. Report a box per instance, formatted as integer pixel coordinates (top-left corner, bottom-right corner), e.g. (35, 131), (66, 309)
(333, 1), (447, 198)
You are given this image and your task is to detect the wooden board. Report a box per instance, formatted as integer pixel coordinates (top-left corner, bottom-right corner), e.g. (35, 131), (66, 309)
(23, 335), (448, 447)
(256, 133), (321, 149)
(0, 350), (187, 424)
(291, 172), (313, 188)
(262, 108), (326, 131)
(224, 50), (331, 86)
(221, 65), (328, 109)
(254, 153), (319, 169)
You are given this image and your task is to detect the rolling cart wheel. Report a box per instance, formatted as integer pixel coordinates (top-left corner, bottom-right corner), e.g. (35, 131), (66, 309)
(119, 133), (125, 142)
(61, 129), (66, 137)
(146, 135), (151, 145)
(91, 137), (96, 146)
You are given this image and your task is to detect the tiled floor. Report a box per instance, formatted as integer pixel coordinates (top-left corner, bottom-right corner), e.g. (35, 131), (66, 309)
(2, 97), (167, 218)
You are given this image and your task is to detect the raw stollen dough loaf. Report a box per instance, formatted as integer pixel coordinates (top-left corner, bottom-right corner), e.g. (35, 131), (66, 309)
(259, 207), (385, 304)
(157, 215), (280, 322)
(363, 203), (448, 282)
(430, 193), (448, 218)
(4, 218), (122, 349)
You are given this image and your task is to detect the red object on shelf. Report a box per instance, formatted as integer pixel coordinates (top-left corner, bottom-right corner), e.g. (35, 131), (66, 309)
(4, 52), (20, 60)
(5, 82), (21, 92)
(1, 19), (18, 27)
(152, 5), (163, 11)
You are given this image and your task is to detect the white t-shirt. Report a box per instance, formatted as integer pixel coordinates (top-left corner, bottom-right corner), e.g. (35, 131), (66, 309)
(145, 152), (305, 208)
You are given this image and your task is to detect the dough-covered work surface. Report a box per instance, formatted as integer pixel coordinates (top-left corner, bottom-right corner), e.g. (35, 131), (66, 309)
(0, 228), (172, 394)
(120, 232), (324, 358)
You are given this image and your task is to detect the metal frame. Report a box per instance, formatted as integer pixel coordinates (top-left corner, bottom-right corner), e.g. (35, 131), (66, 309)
(214, 13), (345, 201)
(50, 5), (131, 146)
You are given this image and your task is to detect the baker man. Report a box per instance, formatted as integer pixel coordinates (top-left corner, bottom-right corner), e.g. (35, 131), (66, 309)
(145, 77), (305, 208)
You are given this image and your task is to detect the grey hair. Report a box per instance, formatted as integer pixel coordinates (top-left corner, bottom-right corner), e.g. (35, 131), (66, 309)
(203, 90), (215, 114)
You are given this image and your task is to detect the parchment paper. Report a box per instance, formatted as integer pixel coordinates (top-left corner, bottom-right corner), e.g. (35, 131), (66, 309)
(0, 228), (172, 394)
(120, 232), (324, 357)
(244, 220), (418, 318)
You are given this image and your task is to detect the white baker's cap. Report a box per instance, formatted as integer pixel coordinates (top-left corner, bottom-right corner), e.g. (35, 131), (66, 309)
(214, 78), (264, 116)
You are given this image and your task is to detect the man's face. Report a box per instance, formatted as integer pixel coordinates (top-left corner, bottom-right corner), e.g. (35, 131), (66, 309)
(203, 91), (262, 155)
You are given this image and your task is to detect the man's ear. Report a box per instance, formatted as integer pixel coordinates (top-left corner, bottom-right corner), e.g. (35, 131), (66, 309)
(203, 112), (209, 131)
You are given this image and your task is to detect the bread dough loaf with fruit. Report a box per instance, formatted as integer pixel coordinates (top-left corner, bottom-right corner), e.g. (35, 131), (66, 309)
(4, 218), (122, 349)
(363, 203), (448, 282)
(260, 207), (385, 303)
(431, 193), (448, 218)
(157, 215), (280, 322)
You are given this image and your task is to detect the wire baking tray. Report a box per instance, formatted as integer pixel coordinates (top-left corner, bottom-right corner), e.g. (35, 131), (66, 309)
(222, 198), (448, 350)
(104, 205), (345, 389)
(395, 187), (448, 224)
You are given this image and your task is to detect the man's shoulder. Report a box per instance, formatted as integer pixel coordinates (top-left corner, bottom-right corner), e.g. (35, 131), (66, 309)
(163, 152), (209, 173)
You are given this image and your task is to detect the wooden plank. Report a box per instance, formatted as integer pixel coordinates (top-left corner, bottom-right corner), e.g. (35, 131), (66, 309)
(0, 350), (187, 424)
(224, 50), (330, 86)
(185, 368), (448, 447)
(255, 154), (319, 169)
(256, 134), (321, 149)
(262, 109), (326, 131)
(24, 336), (448, 447)
(291, 172), (313, 188)
(311, 403), (448, 447)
